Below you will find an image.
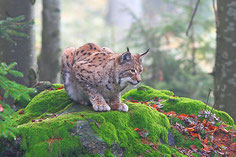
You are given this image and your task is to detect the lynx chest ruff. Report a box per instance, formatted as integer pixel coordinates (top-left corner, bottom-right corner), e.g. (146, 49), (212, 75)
(61, 43), (149, 112)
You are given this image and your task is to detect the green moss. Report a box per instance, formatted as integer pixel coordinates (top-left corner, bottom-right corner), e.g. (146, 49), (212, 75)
(12, 86), (180, 156)
(16, 105), (173, 156)
(18, 113), (85, 156)
(122, 85), (174, 101)
(10, 85), (234, 156)
(170, 128), (201, 149)
(16, 89), (72, 125)
(158, 144), (171, 155)
(122, 85), (234, 125)
(51, 84), (64, 89)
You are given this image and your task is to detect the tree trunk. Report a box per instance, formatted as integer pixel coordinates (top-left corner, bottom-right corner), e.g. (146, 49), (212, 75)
(214, 0), (236, 121)
(0, 0), (36, 86)
(38, 0), (61, 83)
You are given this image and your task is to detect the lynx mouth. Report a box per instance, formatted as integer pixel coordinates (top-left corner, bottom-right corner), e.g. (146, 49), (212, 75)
(128, 81), (139, 85)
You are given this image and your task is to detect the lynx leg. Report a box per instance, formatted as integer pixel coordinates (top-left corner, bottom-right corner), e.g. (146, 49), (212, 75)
(110, 94), (128, 112)
(83, 86), (110, 112)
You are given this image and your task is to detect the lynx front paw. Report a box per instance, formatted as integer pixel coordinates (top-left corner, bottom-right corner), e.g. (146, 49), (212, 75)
(93, 104), (111, 112)
(111, 103), (128, 112)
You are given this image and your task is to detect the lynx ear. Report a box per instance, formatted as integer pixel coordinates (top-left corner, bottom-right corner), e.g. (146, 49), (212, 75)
(140, 48), (150, 59)
(119, 52), (131, 64)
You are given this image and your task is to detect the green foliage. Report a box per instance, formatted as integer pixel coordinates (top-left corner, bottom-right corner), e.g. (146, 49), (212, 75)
(0, 62), (36, 138)
(0, 15), (32, 45)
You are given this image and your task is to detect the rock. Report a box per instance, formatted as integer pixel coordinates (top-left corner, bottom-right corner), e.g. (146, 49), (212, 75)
(70, 121), (108, 156)
(3, 85), (233, 157)
(168, 130), (175, 146)
(0, 137), (22, 157)
(111, 143), (124, 157)
(33, 81), (52, 94)
(58, 103), (91, 116)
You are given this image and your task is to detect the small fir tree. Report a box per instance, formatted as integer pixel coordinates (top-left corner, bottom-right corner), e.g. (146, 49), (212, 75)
(0, 62), (36, 138)
(0, 15), (35, 138)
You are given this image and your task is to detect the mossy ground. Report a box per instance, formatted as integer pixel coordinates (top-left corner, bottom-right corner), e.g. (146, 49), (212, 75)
(122, 85), (234, 125)
(10, 85), (234, 157)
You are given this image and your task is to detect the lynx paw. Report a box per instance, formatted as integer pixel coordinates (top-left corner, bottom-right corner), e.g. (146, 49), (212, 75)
(93, 104), (111, 112)
(111, 103), (128, 112)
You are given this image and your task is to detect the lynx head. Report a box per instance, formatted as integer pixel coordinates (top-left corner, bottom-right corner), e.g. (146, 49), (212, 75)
(115, 47), (149, 87)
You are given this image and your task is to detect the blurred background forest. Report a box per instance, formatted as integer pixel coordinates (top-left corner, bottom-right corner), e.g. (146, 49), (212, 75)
(0, 0), (235, 122)
(35, 0), (215, 103)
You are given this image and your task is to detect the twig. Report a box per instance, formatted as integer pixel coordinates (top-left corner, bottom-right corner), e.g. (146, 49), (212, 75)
(212, 0), (219, 27)
(186, 0), (201, 36)
(200, 89), (211, 133)
(204, 89), (212, 111)
(209, 88), (222, 117)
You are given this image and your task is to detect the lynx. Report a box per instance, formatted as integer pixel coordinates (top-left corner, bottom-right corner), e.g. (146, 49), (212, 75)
(61, 43), (149, 112)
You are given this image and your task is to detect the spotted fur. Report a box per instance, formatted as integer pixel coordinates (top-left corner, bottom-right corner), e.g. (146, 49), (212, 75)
(61, 43), (149, 112)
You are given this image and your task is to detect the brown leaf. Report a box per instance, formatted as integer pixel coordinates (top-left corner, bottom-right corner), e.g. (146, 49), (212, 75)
(94, 121), (100, 129)
(230, 143), (236, 152)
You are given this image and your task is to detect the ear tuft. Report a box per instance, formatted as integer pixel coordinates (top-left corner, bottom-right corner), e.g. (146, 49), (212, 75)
(127, 47), (130, 52)
(140, 48), (150, 59)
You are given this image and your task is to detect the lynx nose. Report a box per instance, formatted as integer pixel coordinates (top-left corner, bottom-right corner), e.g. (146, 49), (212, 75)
(137, 75), (141, 83)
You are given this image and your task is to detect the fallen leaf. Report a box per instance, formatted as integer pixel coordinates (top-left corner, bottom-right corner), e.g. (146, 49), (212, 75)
(152, 104), (157, 108)
(202, 138), (208, 144)
(219, 124), (228, 133)
(178, 114), (188, 120)
(198, 133), (201, 141)
(219, 144), (227, 151)
(186, 127), (194, 132)
(190, 132), (198, 137)
(167, 111), (176, 116)
(56, 86), (64, 90)
(201, 143), (212, 152)
(230, 143), (236, 152)
(94, 121), (100, 129)
(190, 145), (198, 152)
(0, 104), (4, 113)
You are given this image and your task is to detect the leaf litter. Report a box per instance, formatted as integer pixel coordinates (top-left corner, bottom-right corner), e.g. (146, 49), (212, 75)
(129, 96), (236, 156)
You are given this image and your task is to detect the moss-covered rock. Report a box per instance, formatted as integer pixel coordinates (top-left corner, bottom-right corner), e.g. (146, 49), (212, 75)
(122, 85), (234, 125)
(1, 85), (234, 157)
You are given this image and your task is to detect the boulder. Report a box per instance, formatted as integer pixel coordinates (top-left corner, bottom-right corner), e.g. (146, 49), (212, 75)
(0, 85), (234, 157)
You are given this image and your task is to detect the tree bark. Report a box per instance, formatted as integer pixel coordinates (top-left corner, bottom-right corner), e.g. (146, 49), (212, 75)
(214, 0), (236, 121)
(38, 0), (61, 83)
(0, 0), (36, 86)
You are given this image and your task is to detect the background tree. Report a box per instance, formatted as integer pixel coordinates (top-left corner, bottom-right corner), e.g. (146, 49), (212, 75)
(214, 0), (236, 121)
(0, 0), (36, 86)
(38, 0), (61, 83)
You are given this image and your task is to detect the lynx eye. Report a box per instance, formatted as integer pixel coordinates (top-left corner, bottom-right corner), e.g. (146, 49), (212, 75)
(130, 69), (136, 74)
